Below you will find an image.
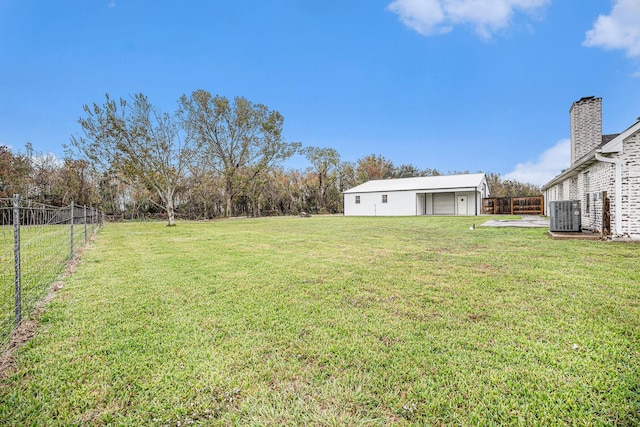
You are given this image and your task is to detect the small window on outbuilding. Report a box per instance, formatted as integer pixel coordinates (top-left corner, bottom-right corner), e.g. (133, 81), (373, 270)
(355, 195), (360, 204)
(382, 194), (388, 203)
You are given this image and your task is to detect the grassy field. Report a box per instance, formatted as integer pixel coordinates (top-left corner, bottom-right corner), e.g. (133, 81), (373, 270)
(0, 216), (638, 425)
(1, 224), (91, 346)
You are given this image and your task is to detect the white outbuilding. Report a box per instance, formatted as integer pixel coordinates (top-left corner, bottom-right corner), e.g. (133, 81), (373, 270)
(343, 173), (489, 216)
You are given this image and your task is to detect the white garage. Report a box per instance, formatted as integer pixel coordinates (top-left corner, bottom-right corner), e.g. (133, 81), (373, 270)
(343, 173), (489, 216)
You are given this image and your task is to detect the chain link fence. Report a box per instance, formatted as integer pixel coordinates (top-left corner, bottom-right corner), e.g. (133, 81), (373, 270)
(1, 195), (104, 347)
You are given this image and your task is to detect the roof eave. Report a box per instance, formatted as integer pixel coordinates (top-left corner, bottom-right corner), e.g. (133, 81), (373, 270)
(541, 154), (597, 190)
(343, 186), (482, 194)
(601, 120), (640, 153)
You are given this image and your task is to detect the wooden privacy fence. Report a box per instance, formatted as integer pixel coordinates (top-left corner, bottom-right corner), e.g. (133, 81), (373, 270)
(482, 196), (544, 215)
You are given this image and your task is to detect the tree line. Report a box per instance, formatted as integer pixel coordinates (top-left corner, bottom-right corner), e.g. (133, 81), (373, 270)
(1, 91), (540, 224)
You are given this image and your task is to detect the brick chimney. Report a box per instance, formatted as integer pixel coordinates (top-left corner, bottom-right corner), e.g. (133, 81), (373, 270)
(570, 96), (602, 164)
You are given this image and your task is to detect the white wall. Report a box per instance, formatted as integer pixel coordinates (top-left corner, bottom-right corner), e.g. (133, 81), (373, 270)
(622, 133), (640, 236)
(344, 190), (481, 216)
(344, 191), (418, 216)
(543, 186), (558, 215)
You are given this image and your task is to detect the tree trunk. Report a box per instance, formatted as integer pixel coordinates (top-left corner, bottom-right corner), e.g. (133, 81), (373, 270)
(225, 191), (233, 218)
(225, 177), (234, 217)
(166, 197), (176, 226)
(318, 173), (324, 211)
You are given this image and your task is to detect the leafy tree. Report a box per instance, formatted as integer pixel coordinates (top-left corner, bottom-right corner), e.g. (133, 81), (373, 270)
(337, 161), (357, 192)
(421, 167), (442, 177)
(24, 143), (62, 204)
(0, 145), (31, 198)
(70, 93), (199, 225)
(391, 163), (422, 178)
(356, 154), (394, 183)
(97, 172), (125, 214)
(56, 158), (98, 206)
(274, 168), (309, 215)
(301, 146), (340, 212)
(179, 90), (300, 217)
(266, 168), (304, 215)
(485, 172), (541, 197)
(181, 166), (225, 219)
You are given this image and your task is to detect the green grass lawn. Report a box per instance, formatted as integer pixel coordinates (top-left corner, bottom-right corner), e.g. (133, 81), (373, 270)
(1, 224), (91, 346)
(1, 216), (638, 425)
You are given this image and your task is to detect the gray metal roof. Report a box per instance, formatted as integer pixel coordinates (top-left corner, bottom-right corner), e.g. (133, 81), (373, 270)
(343, 173), (486, 194)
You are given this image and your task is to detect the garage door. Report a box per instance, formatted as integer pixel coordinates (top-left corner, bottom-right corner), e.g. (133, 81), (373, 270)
(433, 192), (455, 215)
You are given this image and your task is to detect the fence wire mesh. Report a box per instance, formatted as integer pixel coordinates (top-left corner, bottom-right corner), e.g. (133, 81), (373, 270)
(0, 197), (103, 347)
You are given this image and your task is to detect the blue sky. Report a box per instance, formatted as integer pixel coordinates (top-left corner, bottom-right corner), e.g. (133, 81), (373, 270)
(1, 0), (639, 186)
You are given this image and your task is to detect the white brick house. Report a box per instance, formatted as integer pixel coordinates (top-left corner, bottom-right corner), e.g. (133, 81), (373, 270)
(542, 97), (640, 237)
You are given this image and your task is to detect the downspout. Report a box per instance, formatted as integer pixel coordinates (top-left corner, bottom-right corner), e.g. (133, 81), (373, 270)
(595, 152), (622, 235)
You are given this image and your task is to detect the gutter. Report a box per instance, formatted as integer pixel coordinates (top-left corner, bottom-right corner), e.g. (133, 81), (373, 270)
(541, 152), (598, 191)
(595, 151), (622, 235)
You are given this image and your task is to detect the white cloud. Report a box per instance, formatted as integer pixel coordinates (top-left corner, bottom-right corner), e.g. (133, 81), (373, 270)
(504, 138), (569, 186)
(108, 1), (116, 8)
(584, 0), (640, 58)
(387, 0), (550, 38)
(388, 0), (450, 36)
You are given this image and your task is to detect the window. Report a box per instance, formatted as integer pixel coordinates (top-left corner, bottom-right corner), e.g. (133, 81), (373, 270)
(584, 172), (590, 214)
(382, 194), (388, 203)
(355, 195), (360, 204)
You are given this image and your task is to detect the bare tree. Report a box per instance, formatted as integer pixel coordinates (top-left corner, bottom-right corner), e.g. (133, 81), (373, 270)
(70, 94), (200, 225)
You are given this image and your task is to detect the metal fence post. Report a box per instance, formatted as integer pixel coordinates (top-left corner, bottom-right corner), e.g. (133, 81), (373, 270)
(84, 205), (88, 246)
(13, 194), (21, 328)
(70, 203), (75, 260)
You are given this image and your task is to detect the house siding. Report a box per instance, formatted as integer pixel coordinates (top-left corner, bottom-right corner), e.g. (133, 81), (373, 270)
(622, 133), (640, 235)
(568, 177), (578, 200)
(579, 161), (615, 232)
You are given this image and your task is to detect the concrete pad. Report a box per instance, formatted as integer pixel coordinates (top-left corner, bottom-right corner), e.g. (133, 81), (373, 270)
(480, 215), (550, 228)
(547, 231), (603, 240)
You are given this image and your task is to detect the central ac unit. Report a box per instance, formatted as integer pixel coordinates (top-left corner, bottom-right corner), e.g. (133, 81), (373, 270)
(550, 200), (581, 232)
